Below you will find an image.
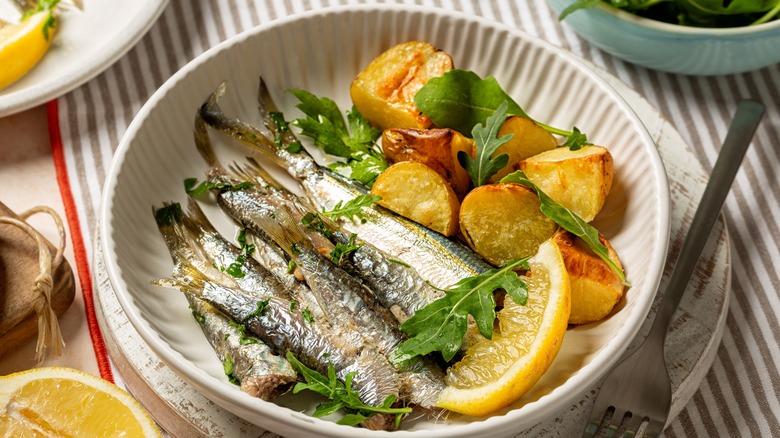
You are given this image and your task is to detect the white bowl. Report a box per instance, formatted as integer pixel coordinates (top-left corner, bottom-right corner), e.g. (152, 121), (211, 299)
(101, 4), (670, 437)
(547, 0), (780, 75)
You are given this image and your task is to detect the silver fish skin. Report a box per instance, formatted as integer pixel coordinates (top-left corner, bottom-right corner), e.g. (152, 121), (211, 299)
(252, 207), (447, 410)
(153, 204), (402, 408)
(187, 295), (297, 400)
(255, 206), (406, 357)
(199, 81), (492, 290)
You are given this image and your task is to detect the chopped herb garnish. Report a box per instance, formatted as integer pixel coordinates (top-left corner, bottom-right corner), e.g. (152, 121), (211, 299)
(224, 227), (256, 278)
(287, 259), (297, 274)
(290, 299), (298, 313)
(501, 170), (626, 282)
(269, 111), (303, 152)
(191, 310), (206, 325)
(228, 320), (262, 345)
(302, 307), (314, 324)
(285, 352), (411, 427)
(329, 234), (362, 265)
(322, 194), (381, 223)
(244, 298), (270, 322)
(223, 354), (239, 385)
(301, 212), (333, 238)
(394, 257), (530, 363)
(184, 178), (253, 197)
(387, 258), (410, 268)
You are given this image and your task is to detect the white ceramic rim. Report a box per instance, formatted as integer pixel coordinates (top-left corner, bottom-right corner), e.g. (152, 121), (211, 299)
(0, 0), (170, 117)
(100, 4), (671, 436)
(593, 1), (780, 35)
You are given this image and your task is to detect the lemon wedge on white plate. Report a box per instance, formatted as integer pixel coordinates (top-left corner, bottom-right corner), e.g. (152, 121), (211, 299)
(0, 9), (56, 90)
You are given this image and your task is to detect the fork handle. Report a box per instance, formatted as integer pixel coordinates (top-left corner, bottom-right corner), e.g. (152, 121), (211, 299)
(649, 99), (765, 340)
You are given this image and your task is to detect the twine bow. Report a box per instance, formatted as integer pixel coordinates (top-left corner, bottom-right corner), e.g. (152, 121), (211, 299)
(1, 206), (66, 364)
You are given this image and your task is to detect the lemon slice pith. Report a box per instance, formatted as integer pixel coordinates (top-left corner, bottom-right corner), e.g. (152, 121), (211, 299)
(0, 366), (161, 437)
(437, 239), (571, 417)
(0, 10), (55, 90)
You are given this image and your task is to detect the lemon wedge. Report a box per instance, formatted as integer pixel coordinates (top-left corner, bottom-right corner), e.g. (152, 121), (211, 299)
(0, 10), (56, 90)
(438, 239), (571, 416)
(0, 367), (161, 436)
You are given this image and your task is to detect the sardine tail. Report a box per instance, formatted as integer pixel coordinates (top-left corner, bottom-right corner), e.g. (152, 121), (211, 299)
(194, 110), (222, 169)
(252, 206), (309, 259)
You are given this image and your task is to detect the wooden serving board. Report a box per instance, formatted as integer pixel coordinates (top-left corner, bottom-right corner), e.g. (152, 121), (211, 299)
(0, 202), (75, 360)
(92, 69), (730, 436)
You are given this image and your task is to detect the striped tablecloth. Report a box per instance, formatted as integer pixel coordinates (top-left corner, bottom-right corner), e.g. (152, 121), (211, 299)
(53, 0), (780, 436)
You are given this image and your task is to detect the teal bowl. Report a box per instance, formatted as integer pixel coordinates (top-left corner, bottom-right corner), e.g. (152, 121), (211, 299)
(547, 0), (780, 75)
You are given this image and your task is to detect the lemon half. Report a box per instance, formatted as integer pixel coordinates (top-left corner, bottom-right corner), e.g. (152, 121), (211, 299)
(438, 239), (571, 416)
(0, 367), (161, 437)
(0, 10), (55, 90)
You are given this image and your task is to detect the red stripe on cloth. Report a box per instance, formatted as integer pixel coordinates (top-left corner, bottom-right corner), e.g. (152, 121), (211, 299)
(46, 99), (115, 383)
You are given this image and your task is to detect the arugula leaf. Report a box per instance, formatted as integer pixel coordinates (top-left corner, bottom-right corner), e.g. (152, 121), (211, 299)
(394, 258), (530, 363)
(285, 352), (411, 426)
(321, 194), (381, 223)
(457, 101), (513, 187)
(414, 69), (589, 149)
(289, 89), (387, 185)
(501, 170), (626, 282)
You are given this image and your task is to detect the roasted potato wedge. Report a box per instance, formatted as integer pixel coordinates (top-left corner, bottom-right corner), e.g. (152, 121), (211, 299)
(459, 183), (557, 266)
(382, 127), (474, 198)
(552, 229), (624, 325)
(351, 41), (453, 131)
(518, 145), (614, 222)
(371, 161), (460, 236)
(489, 116), (558, 183)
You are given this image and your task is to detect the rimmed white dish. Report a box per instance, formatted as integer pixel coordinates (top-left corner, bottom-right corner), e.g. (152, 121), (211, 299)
(100, 5), (670, 437)
(0, 0), (168, 117)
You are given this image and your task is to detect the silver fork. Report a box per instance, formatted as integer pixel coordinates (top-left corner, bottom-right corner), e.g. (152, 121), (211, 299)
(583, 99), (765, 438)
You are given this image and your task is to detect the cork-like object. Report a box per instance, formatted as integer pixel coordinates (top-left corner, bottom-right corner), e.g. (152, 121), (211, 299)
(0, 201), (75, 359)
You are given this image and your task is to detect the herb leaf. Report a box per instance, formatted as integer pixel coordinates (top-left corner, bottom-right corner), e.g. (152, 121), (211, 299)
(285, 352), (411, 426)
(394, 258), (530, 363)
(322, 194), (381, 223)
(501, 170), (626, 282)
(184, 178), (253, 197)
(457, 101), (513, 187)
(414, 69), (589, 148)
(289, 89), (387, 186)
(329, 233), (363, 265)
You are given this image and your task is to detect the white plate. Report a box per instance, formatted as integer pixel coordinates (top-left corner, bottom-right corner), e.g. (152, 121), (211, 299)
(101, 5), (671, 437)
(0, 0), (168, 117)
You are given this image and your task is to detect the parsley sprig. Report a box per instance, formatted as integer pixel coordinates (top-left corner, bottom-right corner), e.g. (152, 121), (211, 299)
(393, 257), (530, 363)
(289, 89), (388, 186)
(285, 352), (411, 427)
(501, 171), (626, 282)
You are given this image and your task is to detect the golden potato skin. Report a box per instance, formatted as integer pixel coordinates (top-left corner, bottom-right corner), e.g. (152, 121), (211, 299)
(489, 116), (558, 183)
(351, 41), (453, 131)
(459, 183), (557, 266)
(518, 145), (614, 222)
(552, 229), (624, 325)
(382, 127), (473, 198)
(370, 161), (461, 236)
